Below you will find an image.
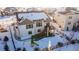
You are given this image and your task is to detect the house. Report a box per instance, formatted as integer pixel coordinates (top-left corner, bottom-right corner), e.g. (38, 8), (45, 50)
(17, 7), (27, 12)
(54, 7), (79, 31)
(15, 11), (51, 40)
(0, 15), (17, 42)
(3, 7), (18, 16)
(0, 16), (17, 28)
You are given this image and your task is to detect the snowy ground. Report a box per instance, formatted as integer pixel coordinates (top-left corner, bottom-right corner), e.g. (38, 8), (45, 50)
(54, 44), (79, 51)
(0, 30), (79, 51)
(36, 35), (67, 49)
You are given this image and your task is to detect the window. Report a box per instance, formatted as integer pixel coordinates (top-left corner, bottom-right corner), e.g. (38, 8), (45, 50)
(37, 29), (41, 32)
(26, 24), (33, 29)
(69, 16), (72, 19)
(36, 22), (42, 27)
(28, 31), (32, 35)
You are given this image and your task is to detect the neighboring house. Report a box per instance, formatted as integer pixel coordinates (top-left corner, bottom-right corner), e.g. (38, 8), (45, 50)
(0, 16), (17, 28)
(3, 7), (18, 16)
(17, 7), (27, 12)
(0, 15), (17, 41)
(54, 8), (79, 31)
(15, 11), (51, 40)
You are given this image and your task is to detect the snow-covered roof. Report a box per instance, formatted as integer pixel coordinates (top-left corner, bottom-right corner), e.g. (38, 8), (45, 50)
(16, 11), (49, 21)
(0, 16), (16, 20)
(0, 16), (10, 19)
(56, 7), (79, 15)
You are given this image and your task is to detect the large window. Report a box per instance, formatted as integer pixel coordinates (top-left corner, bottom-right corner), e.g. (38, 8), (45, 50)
(36, 22), (42, 27)
(26, 24), (33, 29)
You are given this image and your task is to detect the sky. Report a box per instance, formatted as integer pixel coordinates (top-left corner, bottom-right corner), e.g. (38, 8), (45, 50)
(0, 0), (79, 7)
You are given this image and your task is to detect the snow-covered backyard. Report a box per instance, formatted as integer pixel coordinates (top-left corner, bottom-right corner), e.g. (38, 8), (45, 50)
(0, 16), (79, 51)
(0, 29), (79, 51)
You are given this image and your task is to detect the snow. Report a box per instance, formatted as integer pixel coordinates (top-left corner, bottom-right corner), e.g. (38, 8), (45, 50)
(64, 31), (74, 39)
(0, 26), (79, 51)
(0, 32), (33, 51)
(18, 12), (48, 21)
(72, 31), (79, 40)
(0, 16), (16, 20)
(0, 30), (68, 51)
(36, 31), (79, 50)
(54, 44), (79, 51)
(21, 36), (31, 40)
(13, 39), (33, 51)
(0, 27), (33, 51)
(1, 11), (79, 51)
(36, 35), (67, 49)
(0, 40), (4, 51)
(0, 16), (10, 19)
(64, 31), (79, 40)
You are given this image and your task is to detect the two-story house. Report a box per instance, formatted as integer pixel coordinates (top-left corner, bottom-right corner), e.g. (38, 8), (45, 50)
(54, 8), (79, 31)
(15, 11), (51, 40)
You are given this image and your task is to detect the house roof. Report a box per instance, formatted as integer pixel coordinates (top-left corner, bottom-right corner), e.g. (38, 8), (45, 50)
(57, 7), (79, 15)
(4, 7), (17, 12)
(0, 15), (12, 19)
(16, 11), (49, 21)
(19, 19), (33, 25)
(0, 16), (16, 21)
(16, 11), (50, 25)
(58, 11), (70, 14)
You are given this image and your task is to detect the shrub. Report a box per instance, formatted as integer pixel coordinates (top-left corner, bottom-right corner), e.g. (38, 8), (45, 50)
(22, 48), (26, 51)
(77, 40), (79, 43)
(16, 48), (21, 51)
(0, 38), (1, 40)
(70, 40), (76, 44)
(72, 24), (77, 32)
(49, 33), (55, 37)
(56, 42), (63, 48)
(31, 32), (47, 41)
(34, 47), (40, 51)
(42, 48), (48, 51)
(31, 39), (39, 47)
(66, 36), (71, 41)
(4, 44), (10, 51)
(3, 36), (9, 42)
(28, 31), (32, 35)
